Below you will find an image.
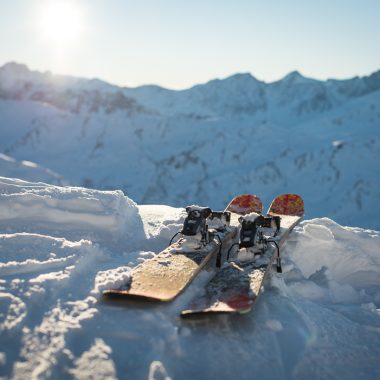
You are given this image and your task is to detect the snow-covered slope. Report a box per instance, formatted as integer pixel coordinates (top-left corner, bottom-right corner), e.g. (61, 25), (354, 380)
(0, 178), (379, 380)
(1, 62), (379, 229)
(0, 153), (65, 185)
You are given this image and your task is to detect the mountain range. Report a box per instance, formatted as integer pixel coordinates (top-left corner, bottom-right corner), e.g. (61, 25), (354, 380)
(0, 62), (379, 229)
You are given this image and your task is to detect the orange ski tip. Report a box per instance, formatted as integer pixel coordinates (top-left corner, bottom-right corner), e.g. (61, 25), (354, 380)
(269, 193), (304, 216)
(226, 194), (263, 215)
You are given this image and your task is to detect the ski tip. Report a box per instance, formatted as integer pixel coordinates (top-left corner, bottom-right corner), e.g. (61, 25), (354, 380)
(268, 194), (304, 216)
(226, 194), (263, 215)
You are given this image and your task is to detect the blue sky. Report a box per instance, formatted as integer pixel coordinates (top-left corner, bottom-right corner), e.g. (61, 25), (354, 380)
(0, 0), (379, 89)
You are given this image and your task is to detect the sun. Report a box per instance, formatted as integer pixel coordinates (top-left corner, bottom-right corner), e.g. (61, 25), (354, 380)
(38, 1), (84, 46)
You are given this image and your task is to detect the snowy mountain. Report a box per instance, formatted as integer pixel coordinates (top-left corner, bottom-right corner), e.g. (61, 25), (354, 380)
(0, 177), (379, 379)
(0, 152), (65, 185)
(1, 62), (380, 229)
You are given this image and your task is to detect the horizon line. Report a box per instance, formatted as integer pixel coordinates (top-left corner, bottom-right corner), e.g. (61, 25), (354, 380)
(1, 60), (379, 92)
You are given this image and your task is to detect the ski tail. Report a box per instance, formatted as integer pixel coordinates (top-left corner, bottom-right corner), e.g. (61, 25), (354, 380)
(226, 194), (263, 215)
(268, 194), (304, 216)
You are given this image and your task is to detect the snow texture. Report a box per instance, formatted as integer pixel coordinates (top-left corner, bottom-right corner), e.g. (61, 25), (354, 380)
(0, 176), (144, 244)
(0, 178), (379, 379)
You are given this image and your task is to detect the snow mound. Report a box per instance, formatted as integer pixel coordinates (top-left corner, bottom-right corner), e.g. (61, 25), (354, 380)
(0, 176), (144, 244)
(283, 218), (380, 305)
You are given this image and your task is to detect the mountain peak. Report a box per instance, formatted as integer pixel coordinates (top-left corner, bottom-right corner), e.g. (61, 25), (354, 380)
(224, 72), (261, 84)
(200, 72), (262, 90)
(282, 70), (310, 83)
(286, 70), (303, 77)
(0, 61), (30, 75)
(228, 72), (255, 80)
(0, 62), (37, 90)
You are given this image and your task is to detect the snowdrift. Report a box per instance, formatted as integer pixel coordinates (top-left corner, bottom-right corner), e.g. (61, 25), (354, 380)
(0, 177), (379, 380)
(0, 176), (144, 244)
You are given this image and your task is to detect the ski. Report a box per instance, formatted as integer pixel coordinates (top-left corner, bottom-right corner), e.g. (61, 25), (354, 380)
(103, 194), (262, 302)
(180, 194), (304, 316)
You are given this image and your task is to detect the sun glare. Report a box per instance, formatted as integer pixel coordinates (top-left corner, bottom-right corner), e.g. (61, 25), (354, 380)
(38, 1), (84, 46)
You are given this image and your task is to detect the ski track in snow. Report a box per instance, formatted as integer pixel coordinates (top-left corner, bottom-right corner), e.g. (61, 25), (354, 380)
(0, 178), (379, 379)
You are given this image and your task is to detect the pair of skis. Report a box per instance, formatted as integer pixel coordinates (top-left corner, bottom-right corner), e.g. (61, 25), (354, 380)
(103, 194), (304, 316)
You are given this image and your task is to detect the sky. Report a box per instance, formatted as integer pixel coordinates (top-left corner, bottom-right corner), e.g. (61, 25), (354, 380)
(0, 0), (379, 90)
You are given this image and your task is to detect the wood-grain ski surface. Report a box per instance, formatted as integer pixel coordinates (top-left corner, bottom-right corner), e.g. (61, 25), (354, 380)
(103, 229), (235, 301)
(103, 194), (262, 302)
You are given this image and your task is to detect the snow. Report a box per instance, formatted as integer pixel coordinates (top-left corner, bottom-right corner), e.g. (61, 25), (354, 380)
(0, 153), (65, 186)
(1, 63), (380, 230)
(0, 176), (144, 244)
(0, 178), (379, 379)
(68, 338), (117, 379)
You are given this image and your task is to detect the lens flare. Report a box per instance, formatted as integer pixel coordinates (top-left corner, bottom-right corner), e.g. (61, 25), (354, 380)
(38, 0), (84, 46)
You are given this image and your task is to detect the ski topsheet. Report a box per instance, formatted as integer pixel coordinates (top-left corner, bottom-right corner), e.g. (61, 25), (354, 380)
(181, 194), (304, 316)
(103, 194), (262, 302)
(226, 193), (263, 216)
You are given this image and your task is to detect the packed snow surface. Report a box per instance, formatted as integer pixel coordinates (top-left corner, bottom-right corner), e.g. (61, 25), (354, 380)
(0, 178), (379, 380)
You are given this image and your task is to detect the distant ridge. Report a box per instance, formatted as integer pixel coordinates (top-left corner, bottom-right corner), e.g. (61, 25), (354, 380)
(1, 61), (379, 92)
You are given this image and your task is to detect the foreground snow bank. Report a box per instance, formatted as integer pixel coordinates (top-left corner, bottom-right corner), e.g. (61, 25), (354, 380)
(283, 218), (380, 305)
(0, 176), (144, 244)
(0, 180), (379, 380)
